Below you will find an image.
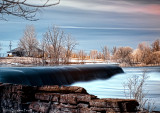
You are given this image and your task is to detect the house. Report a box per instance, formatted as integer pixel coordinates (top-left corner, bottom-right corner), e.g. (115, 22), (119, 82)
(7, 47), (25, 57)
(7, 47), (43, 57)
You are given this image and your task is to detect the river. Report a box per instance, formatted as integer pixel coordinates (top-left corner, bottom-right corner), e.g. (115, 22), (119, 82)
(71, 66), (160, 111)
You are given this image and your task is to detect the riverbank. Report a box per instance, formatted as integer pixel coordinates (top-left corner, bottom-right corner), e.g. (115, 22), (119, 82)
(1, 57), (160, 68)
(0, 57), (119, 67)
(0, 83), (139, 112)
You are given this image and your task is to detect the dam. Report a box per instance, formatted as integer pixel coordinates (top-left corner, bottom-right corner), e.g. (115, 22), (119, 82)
(0, 64), (124, 86)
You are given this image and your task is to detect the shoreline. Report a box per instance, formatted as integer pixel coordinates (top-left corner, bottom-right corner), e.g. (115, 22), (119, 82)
(0, 57), (160, 68)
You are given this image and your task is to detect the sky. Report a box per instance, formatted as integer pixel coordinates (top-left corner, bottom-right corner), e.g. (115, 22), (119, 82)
(0, 0), (160, 54)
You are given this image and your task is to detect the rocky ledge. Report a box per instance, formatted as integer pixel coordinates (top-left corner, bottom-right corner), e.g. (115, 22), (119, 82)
(0, 83), (139, 113)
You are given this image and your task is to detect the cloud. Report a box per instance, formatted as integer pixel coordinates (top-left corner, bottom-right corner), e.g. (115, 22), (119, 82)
(60, 26), (160, 31)
(56, 0), (160, 15)
(23, 0), (60, 6)
(124, 0), (160, 4)
(1, 0), (160, 53)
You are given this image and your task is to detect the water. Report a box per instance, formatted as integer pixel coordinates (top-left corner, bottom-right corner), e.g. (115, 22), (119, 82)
(0, 65), (159, 110)
(0, 64), (123, 86)
(71, 66), (160, 111)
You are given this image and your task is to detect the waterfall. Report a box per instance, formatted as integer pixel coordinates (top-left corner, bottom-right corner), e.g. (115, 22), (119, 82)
(0, 64), (124, 86)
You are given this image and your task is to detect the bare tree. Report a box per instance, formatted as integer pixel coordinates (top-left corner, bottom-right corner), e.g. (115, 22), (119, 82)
(18, 25), (39, 57)
(149, 51), (160, 65)
(111, 46), (117, 56)
(0, 0), (60, 20)
(89, 50), (98, 62)
(123, 71), (156, 112)
(113, 47), (133, 65)
(151, 39), (160, 52)
(39, 38), (47, 65)
(43, 26), (77, 64)
(43, 26), (64, 64)
(78, 50), (86, 63)
(63, 35), (77, 64)
(132, 49), (141, 64)
(102, 46), (110, 62)
(138, 42), (152, 65)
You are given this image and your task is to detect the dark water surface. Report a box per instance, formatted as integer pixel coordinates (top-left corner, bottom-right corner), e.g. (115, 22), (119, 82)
(0, 64), (123, 86)
(71, 66), (160, 111)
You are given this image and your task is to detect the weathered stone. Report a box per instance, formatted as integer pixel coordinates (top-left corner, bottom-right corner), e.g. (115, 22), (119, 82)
(60, 86), (88, 94)
(49, 108), (62, 113)
(61, 107), (78, 113)
(35, 93), (60, 102)
(90, 107), (120, 112)
(0, 83), (13, 93)
(77, 94), (97, 102)
(53, 102), (59, 105)
(77, 103), (89, 108)
(79, 108), (96, 113)
(29, 102), (51, 112)
(90, 99), (119, 108)
(38, 85), (60, 92)
(119, 101), (139, 112)
(60, 94), (77, 104)
(49, 103), (78, 113)
(105, 98), (139, 112)
(52, 94), (60, 102)
(0, 84), (139, 113)
(35, 93), (51, 101)
(29, 102), (40, 111)
(60, 103), (77, 109)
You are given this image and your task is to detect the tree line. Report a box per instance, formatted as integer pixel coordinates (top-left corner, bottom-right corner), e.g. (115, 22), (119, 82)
(72, 40), (160, 66)
(8, 25), (160, 66)
(18, 25), (77, 65)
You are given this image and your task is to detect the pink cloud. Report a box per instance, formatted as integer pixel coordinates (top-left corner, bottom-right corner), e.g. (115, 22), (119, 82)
(140, 4), (160, 15)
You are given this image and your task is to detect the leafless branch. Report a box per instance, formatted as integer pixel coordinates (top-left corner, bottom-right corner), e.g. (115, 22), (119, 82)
(0, 0), (60, 21)
(123, 70), (156, 112)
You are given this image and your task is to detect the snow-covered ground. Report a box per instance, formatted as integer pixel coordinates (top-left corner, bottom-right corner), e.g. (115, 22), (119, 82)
(70, 58), (119, 65)
(0, 57), (119, 66)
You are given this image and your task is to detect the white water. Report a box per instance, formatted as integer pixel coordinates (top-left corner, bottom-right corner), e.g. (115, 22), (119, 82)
(71, 66), (160, 110)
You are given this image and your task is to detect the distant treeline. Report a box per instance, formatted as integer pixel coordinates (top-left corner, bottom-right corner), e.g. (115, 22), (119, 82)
(73, 39), (160, 66)
(3, 24), (160, 66)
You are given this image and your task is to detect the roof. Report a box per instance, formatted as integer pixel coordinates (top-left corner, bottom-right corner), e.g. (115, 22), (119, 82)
(7, 47), (43, 53)
(7, 47), (25, 53)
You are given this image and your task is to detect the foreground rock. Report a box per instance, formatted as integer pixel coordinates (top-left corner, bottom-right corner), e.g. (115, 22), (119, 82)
(0, 83), (139, 113)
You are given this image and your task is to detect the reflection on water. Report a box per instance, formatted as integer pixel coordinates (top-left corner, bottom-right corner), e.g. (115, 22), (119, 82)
(71, 66), (160, 110)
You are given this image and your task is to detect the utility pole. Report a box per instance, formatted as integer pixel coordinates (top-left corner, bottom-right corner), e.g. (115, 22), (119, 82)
(9, 41), (12, 51)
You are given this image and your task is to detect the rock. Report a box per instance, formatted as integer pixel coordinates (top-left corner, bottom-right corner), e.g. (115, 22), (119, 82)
(29, 102), (51, 113)
(38, 85), (88, 94)
(60, 94), (77, 104)
(77, 94), (97, 102)
(79, 108), (96, 113)
(90, 99), (119, 108)
(77, 103), (89, 108)
(0, 83), (139, 113)
(90, 107), (120, 112)
(38, 85), (60, 92)
(60, 103), (77, 109)
(35, 93), (60, 102)
(60, 86), (88, 94)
